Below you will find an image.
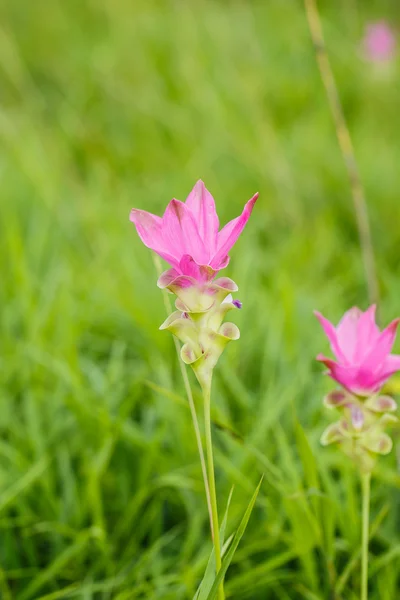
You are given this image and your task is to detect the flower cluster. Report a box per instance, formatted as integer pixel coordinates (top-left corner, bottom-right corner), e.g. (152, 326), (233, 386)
(316, 306), (400, 472)
(130, 180), (258, 388)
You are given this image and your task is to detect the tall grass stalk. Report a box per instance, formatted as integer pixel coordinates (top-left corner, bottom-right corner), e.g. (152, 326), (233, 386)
(304, 0), (379, 305)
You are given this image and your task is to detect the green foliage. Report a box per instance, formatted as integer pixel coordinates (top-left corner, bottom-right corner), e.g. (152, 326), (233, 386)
(205, 478), (262, 600)
(0, 0), (400, 598)
(194, 487), (233, 600)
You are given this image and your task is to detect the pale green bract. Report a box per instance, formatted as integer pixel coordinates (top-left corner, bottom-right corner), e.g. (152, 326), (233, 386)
(159, 277), (241, 389)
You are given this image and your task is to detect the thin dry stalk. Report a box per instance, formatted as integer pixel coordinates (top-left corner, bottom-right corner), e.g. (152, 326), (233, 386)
(304, 0), (379, 305)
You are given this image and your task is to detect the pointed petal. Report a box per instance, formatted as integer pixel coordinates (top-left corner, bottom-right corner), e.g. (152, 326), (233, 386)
(316, 355), (379, 395)
(218, 255), (230, 269)
(130, 208), (180, 267)
(336, 307), (362, 362)
(162, 199), (209, 265)
(185, 180), (219, 253)
(130, 208), (162, 242)
(363, 318), (400, 371)
(354, 305), (380, 360)
(316, 354), (338, 369)
(372, 353), (400, 386)
(383, 353), (400, 372)
(314, 311), (346, 362)
(211, 193), (258, 268)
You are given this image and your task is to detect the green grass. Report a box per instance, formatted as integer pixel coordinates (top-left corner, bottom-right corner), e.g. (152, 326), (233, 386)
(1, 0), (400, 597)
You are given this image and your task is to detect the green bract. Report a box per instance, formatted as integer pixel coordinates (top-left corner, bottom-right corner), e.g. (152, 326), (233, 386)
(160, 279), (240, 389)
(321, 390), (399, 473)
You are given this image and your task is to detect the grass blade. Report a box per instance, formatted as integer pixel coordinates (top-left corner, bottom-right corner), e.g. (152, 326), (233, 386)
(205, 477), (263, 600)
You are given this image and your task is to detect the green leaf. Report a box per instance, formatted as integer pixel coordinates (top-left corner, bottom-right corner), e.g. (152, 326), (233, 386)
(295, 422), (322, 545)
(295, 422), (319, 494)
(204, 477), (263, 600)
(19, 529), (94, 600)
(193, 488), (234, 600)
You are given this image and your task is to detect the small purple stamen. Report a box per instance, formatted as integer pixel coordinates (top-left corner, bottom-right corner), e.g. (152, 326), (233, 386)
(233, 299), (242, 309)
(182, 312), (189, 319)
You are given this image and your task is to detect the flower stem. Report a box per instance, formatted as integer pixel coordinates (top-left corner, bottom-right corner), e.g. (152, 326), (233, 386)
(203, 380), (224, 600)
(152, 254), (214, 538)
(361, 473), (371, 600)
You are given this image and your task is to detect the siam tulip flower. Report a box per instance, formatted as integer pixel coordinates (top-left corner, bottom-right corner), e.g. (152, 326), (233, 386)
(362, 21), (396, 62)
(315, 305), (400, 600)
(130, 180), (258, 286)
(130, 179), (259, 599)
(315, 305), (400, 396)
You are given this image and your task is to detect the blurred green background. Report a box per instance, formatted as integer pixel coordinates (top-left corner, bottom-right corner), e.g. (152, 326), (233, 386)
(1, 0), (400, 598)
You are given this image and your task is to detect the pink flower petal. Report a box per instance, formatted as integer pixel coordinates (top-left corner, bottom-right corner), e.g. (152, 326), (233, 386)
(218, 255), (230, 269)
(354, 304), (380, 361)
(316, 355), (380, 395)
(130, 208), (180, 267)
(185, 180), (219, 254)
(375, 354), (400, 382)
(316, 305), (400, 394)
(316, 354), (338, 371)
(211, 193), (258, 268)
(363, 318), (400, 371)
(336, 307), (362, 362)
(179, 255), (216, 282)
(314, 312), (347, 363)
(130, 182), (258, 279)
(162, 199), (209, 266)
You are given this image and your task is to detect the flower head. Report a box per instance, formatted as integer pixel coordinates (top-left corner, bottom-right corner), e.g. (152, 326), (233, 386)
(130, 180), (258, 283)
(315, 305), (400, 395)
(362, 21), (396, 62)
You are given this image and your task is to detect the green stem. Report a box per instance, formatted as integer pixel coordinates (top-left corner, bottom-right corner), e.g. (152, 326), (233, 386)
(203, 380), (224, 600)
(361, 473), (371, 600)
(152, 254), (214, 538)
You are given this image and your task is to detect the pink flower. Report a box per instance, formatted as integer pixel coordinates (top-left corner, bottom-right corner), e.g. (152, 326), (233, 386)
(130, 180), (258, 283)
(363, 22), (396, 62)
(315, 305), (400, 396)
